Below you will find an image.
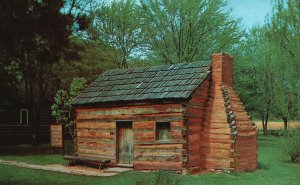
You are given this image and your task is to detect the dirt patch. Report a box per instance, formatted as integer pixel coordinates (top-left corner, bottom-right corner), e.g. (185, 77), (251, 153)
(255, 121), (300, 130)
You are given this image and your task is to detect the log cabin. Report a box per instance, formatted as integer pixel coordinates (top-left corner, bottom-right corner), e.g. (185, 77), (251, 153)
(0, 101), (56, 145)
(71, 53), (257, 173)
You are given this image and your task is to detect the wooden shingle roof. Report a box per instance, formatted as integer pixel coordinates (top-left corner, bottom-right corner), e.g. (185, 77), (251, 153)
(72, 61), (211, 105)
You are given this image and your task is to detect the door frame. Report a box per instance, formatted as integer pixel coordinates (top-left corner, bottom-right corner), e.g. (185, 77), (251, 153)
(116, 120), (133, 164)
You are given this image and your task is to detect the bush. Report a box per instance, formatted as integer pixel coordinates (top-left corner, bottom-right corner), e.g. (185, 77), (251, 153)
(155, 170), (182, 185)
(282, 127), (300, 163)
(268, 129), (294, 137)
(135, 170), (182, 185)
(135, 176), (148, 185)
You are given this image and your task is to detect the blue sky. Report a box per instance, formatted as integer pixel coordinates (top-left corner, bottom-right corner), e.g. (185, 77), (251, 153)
(227, 0), (273, 29)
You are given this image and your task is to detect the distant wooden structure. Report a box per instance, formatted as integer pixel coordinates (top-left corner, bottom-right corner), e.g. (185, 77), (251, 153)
(71, 53), (257, 173)
(0, 102), (57, 145)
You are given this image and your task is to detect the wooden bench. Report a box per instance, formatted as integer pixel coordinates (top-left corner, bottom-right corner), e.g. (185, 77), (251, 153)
(63, 155), (111, 170)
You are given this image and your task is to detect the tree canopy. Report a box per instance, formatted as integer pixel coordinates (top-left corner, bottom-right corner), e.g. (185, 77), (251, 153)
(234, 0), (300, 132)
(140, 0), (242, 63)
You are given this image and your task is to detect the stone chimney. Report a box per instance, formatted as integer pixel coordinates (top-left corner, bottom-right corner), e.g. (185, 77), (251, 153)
(211, 53), (233, 87)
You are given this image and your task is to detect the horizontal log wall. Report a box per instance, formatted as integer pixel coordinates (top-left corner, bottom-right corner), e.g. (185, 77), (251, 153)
(76, 121), (115, 161)
(75, 103), (185, 169)
(186, 78), (210, 170)
(134, 143), (183, 170)
(133, 120), (184, 170)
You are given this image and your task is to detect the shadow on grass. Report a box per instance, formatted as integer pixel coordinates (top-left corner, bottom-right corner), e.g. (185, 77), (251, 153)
(257, 162), (270, 170)
(281, 159), (300, 165)
(258, 142), (277, 149)
(0, 181), (35, 185)
(257, 135), (279, 142)
(259, 136), (274, 143)
(0, 140), (74, 156)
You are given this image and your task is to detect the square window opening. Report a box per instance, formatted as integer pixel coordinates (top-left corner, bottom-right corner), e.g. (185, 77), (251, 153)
(156, 122), (171, 141)
(20, 109), (28, 124)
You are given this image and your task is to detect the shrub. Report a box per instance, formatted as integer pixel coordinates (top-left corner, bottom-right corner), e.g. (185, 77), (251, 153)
(135, 176), (148, 185)
(282, 127), (300, 163)
(135, 170), (182, 185)
(155, 170), (182, 185)
(268, 129), (294, 137)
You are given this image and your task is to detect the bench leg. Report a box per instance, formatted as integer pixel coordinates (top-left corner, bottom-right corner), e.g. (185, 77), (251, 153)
(67, 160), (77, 167)
(66, 160), (71, 167)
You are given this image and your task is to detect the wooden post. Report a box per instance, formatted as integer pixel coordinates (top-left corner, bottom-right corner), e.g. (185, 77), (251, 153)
(62, 125), (65, 155)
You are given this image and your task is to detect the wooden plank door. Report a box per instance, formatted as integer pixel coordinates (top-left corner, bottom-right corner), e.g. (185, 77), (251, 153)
(117, 121), (133, 164)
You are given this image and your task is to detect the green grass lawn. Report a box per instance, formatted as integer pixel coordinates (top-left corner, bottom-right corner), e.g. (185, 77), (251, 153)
(0, 141), (73, 165)
(0, 154), (66, 165)
(0, 134), (299, 185)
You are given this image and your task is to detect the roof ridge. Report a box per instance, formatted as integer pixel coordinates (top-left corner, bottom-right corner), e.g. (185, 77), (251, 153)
(101, 60), (210, 76)
(72, 60), (211, 105)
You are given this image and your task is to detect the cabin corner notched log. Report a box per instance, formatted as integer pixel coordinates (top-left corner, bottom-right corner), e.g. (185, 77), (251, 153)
(71, 53), (258, 173)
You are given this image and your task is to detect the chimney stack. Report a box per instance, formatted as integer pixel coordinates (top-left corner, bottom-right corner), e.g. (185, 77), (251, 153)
(211, 53), (233, 87)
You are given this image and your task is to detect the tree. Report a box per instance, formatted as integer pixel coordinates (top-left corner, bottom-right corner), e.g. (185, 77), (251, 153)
(272, 61), (299, 130)
(267, 0), (300, 129)
(53, 37), (118, 90)
(234, 0), (300, 132)
(0, 0), (74, 143)
(64, 0), (95, 33)
(282, 127), (300, 163)
(140, 0), (242, 63)
(51, 77), (87, 141)
(233, 26), (276, 134)
(91, 0), (144, 68)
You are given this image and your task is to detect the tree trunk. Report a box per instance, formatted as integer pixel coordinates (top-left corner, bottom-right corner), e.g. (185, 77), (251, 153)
(67, 124), (75, 143)
(35, 101), (41, 144)
(121, 56), (127, 69)
(265, 111), (269, 134)
(24, 75), (29, 102)
(262, 115), (266, 135)
(22, 50), (39, 145)
(283, 117), (288, 130)
(28, 82), (36, 145)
